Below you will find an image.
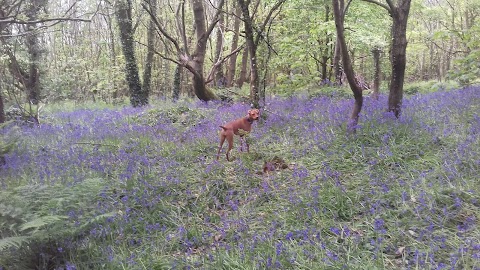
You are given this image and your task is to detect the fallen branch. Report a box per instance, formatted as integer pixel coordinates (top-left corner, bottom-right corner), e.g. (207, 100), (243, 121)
(73, 142), (119, 148)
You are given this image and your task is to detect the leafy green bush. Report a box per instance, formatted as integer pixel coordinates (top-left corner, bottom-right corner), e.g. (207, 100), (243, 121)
(404, 80), (460, 95)
(447, 50), (480, 86)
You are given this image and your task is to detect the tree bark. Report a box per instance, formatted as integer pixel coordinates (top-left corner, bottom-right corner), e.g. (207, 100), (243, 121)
(172, 64), (182, 100)
(372, 47), (381, 100)
(333, 0), (363, 133)
(388, 0), (411, 117)
(214, 10), (225, 87)
(142, 0), (157, 99)
(189, 0), (223, 101)
(362, 0), (411, 117)
(116, 0), (147, 107)
(321, 4), (331, 81)
(333, 35), (343, 85)
(0, 92), (5, 124)
(237, 0), (285, 108)
(227, 3), (242, 87)
(24, 0), (46, 105)
(104, 12), (119, 99)
(237, 46), (249, 88)
(237, 0), (259, 107)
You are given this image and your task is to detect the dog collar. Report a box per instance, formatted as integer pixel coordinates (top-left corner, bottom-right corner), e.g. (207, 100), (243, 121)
(247, 117), (254, 124)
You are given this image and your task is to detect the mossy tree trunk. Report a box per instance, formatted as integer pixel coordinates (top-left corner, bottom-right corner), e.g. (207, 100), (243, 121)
(116, 0), (147, 107)
(172, 64), (182, 101)
(142, 0), (157, 99)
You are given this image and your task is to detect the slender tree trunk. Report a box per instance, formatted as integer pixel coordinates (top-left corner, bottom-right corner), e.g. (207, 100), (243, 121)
(333, 36), (343, 85)
(25, 30), (40, 104)
(372, 47), (381, 100)
(104, 13), (119, 99)
(0, 91), (5, 163)
(214, 10), (225, 87)
(172, 64), (182, 100)
(142, 0), (157, 99)
(321, 4), (330, 81)
(0, 9), (6, 123)
(238, 0), (260, 108)
(0, 92), (5, 123)
(24, 0), (46, 105)
(333, 0), (363, 133)
(227, 3), (242, 87)
(321, 56), (328, 81)
(333, 0), (343, 86)
(388, 0), (411, 117)
(116, 0), (146, 107)
(237, 46), (249, 88)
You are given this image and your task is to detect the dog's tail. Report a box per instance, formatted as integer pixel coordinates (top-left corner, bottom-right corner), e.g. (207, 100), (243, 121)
(219, 125), (228, 131)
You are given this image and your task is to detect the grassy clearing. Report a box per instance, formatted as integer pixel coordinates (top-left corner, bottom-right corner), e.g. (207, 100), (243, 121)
(1, 86), (479, 269)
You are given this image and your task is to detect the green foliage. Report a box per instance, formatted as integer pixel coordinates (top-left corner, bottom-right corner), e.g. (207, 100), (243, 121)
(307, 85), (355, 99)
(0, 122), (17, 160)
(447, 49), (480, 86)
(0, 178), (115, 268)
(403, 80), (460, 95)
(132, 105), (208, 127)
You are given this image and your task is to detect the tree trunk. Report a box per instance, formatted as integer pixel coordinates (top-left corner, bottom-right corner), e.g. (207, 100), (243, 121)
(333, 0), (363, 133)
(372, 47), (381, 100)
(227, 4), (242, 87)
(388, 0), (411, 117)
(333, 35), (343, 85)
(0, 92), (5, 124)
(105, 12), (119, 100)
(172, 64), (181, 100)
(321, 56), (328, 81)
(24, 0), (46, 105)
(238, 0), (260, 108)
(116, 0), (147, 107)
(189, 0), (223, 101)
(0, 12), (5, 125)
(25, 31), (41, 105)
(333, 0), (343, 86)
(214, 10), (225, 87)
(321, 4), (330, 81)
(142, 0), (157, 99)
(237, 47), (249, 88)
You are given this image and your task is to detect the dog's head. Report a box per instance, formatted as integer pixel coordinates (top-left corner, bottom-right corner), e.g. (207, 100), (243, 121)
(247, 109), (260, 121)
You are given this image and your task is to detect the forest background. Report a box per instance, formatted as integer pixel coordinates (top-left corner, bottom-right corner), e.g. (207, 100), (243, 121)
(0, 0), (478, 116)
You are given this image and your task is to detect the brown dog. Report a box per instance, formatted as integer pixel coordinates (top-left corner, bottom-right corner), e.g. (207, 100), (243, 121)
(216, 109), (260, 161)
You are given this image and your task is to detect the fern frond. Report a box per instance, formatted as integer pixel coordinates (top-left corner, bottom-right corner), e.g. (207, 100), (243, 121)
(0, 236), (30, 251)
(79, 211), (116, 230)
(19, 215), (67, 232)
